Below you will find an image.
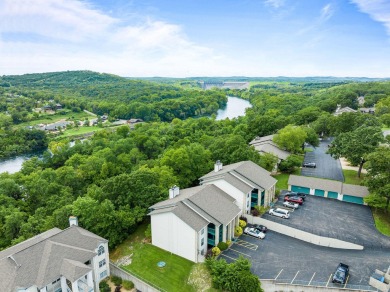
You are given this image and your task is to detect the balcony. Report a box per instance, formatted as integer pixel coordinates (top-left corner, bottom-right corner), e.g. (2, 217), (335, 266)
(77, 280), (94, 292)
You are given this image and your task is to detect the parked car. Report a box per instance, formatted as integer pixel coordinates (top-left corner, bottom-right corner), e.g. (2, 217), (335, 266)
(332, 263), (349, 284)
(253, 224), (268, 233)
(269, 208), (290, 219)
(284, 191), (307, 200)
(283, 201), (299, 209)
(284, 195), (303, 205)
(244, 227), (266, 239)
(303, 162), (316, 168)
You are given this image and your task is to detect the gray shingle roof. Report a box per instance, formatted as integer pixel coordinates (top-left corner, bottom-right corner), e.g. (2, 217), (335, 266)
(342, 184), (369, 198)
(288, 175), (369, 197)
(249, 134), (274, 144)
(252, 142), (290, 160)
(200, 161), (277, 191)
(0, 225), (107, 291)
(149, 185), (241, 231)
(288, 175), (342, 193)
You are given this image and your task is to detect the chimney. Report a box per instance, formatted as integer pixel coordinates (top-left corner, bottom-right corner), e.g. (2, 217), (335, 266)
(214, 160), (223, 172)
(169, 185), (180, 199)
(69, 216), (78, 227)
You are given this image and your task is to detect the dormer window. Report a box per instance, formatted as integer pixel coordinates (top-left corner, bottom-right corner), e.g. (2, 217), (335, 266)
(98, 245), (105, 256)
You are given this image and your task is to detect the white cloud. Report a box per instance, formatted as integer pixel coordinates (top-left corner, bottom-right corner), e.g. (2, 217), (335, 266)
(264, 0), (285, 9)
(350, 0), (390, 35)
(0, 0), (230, 76)
(320, 3), (334, 22)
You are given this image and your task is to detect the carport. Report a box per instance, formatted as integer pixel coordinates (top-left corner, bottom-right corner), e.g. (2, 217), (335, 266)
(288, 175), (369, 205)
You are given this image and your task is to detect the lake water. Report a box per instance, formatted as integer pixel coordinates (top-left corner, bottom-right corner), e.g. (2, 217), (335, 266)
(216, 96), (252, 120)
(0, 154), (41, 174)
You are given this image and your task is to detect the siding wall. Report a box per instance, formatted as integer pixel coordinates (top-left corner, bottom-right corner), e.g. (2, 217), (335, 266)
(151, 212), (197, 262)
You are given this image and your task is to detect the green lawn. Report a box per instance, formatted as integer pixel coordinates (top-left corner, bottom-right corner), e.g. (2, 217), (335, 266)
(372, 208), (390, 236)
(121, 243), (195, 292)
(272, 173), (289, 191)
(17, 110), (94, 127)
(57, 126), (102, 137)
(343, 169), (365, 185)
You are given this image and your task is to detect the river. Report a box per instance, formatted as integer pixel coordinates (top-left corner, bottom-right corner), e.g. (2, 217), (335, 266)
(0, 97), (252, 174)
(216, 96), (252, 120)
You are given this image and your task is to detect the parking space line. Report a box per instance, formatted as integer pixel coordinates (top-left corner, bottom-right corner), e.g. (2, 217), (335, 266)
(235, 239), (258, 251)
(343, 275), (350, 288)
(291, 271), (300, 284)
(326, 274), (332, 287)
(274, 269), (283, 280)
(219, 254), (237, 261)
(230, 248), (252, 258)
(308, 272), (316, 285)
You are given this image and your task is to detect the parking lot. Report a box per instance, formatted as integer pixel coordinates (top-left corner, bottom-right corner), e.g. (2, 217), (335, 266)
(302, 138), (344, 181)
(222, 231), (390, 289)
(262, 193), (390, 248)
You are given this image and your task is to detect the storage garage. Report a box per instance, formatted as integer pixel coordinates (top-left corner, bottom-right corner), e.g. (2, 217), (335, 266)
(288, 175), (369, 205)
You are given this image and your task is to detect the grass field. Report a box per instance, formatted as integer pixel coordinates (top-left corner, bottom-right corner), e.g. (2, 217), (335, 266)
(58, 126), (102, 137)
(272, 173), (289, 191)
(122, 244), (195, 292)
(372, 208), (390, 236)
(343, 169), (365, 185)
(17, 110), (94, 127)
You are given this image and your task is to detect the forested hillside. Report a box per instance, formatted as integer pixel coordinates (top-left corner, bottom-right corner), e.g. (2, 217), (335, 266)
(0, 72), (389, 251)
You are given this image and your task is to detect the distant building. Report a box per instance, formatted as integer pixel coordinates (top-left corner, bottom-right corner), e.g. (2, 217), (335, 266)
(333, 105), (357, 116)
(249, 134), (290, 171)
(199, 81), (249, 90)
(0, 217), (110, 292)
(359, 107), (375, 114)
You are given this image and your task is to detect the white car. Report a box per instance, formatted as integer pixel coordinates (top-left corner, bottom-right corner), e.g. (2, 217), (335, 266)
(283, 201), (299, 209)
(244, 227), (266, 239)
(269, 208), (290, 219)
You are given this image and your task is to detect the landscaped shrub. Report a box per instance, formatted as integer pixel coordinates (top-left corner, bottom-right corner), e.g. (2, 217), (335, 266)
(122, 280), (135, 290)
(239, 215), (247, 223)
(234, 225), (243, 237)
(252, 208), (260, 216)
(212, 246), (221, 256)
(239, 219), (247, 228)
(99, 281), (110, 292)
(217, 241), (229, 251)
(206, 248), (214, 259)
(226, 240), (232, 246)
(145, 224), (151, 239)
(254, 205), (268, 216)
(111, 275), (123, 286)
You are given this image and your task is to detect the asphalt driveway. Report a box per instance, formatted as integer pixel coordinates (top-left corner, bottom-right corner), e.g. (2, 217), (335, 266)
(221, 231), (390, 289)
(262, 194), (390, 248)
(302, 138), (344, 181)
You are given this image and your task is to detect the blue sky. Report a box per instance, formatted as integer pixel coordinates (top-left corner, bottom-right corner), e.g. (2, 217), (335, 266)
(1, 0), (390, 77)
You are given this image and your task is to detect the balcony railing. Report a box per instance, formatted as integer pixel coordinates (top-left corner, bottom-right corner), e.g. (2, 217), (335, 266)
(78, 280), (94, 292)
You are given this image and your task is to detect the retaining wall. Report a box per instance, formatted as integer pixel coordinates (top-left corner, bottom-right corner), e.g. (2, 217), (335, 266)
(246, 215), (363, 250)
(109, 261), (163, 292)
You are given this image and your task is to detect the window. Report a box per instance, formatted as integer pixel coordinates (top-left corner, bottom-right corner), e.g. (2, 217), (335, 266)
(98, 245), (105, 256)
(99, 259), (106, 268)
(201, 238), (204, 246)
(247, 193), (249, 198)
(100, 270), (107, 279)
(247, 201), (249, 208)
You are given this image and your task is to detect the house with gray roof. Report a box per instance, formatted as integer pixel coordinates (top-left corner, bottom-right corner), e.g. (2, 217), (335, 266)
(0, 217), (109, 292)
(199, 160), (277, 213)
(288, 175), (369, 204)
(148, 184), (241, 263)
(249, 135), (290, 170)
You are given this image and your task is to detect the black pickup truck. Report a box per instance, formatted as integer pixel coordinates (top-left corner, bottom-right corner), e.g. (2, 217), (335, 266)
(332, 263), (349, 284)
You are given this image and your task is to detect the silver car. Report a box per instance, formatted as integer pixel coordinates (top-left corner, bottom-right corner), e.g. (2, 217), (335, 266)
(269, 208), (290, 219)
(244, 227), (266, 239)
(283, 201), (299, 209)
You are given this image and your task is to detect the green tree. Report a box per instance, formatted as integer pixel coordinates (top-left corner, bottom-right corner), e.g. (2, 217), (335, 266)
(364, 147), (390, 210)
(273, 125), (307, 153)
(328, 126), (384, 177)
